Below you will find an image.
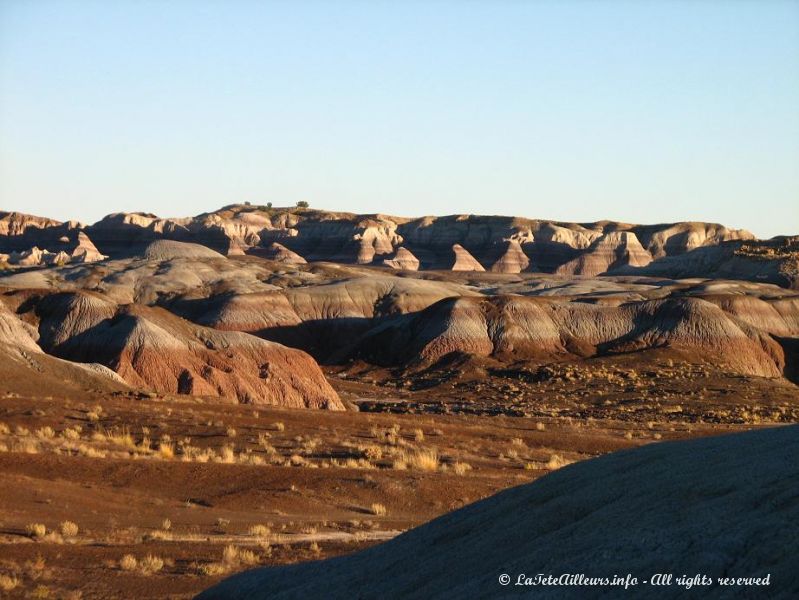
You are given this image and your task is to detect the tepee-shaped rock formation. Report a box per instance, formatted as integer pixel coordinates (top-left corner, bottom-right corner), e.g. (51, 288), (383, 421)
(382, 247), (420, 271)
(556, 231), (652, 276)
(488, 240), (531, 273)
(450, 244), (485, 272)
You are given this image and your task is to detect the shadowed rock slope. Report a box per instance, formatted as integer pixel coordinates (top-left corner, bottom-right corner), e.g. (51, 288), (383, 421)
(199, 424), (799, 599)
(0, 299), (128, 395)
(302, 294), (788, 378)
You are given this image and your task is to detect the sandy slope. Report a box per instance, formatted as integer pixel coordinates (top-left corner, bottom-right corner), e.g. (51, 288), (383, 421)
(200, 425), (798, 599)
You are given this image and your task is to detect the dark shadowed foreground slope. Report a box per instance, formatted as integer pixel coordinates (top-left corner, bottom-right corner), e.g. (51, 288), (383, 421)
(199, 426), (798, 600)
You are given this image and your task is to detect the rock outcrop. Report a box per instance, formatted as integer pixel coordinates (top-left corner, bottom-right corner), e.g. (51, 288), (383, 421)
(450, 244), (485, 272)
(32, 292), (343, 409)
(351, 295), (785, 377)
(138, 239), (226, 261)
(252, 242), (307, 264)
(381, 247), (420, 271)
(4, 206), (782, 286)
(488, 240), (531, 273)
(70, 232), (106, 263)
(555, 231), (652, 276)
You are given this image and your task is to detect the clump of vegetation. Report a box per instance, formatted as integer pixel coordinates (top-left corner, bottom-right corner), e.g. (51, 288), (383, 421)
(0, 574), (20, 592)
(60, 521), (79, 537)
(139, 554), (164, 575)
(393, 448), (439, 471)
(248, 524), (270, 537)
(451, 462), (472, 475)
(27, 523), (47, 538)
(369, 503), (387, 516)
(546, 454), (571, 470)
(119, 554), (138, 571)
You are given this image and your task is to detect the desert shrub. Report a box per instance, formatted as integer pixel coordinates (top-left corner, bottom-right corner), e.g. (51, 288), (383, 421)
(158, 442), (175, 459)
(546, 454), (570, 470)
(393, 448), (438, 471)
(139, 554), (164, 574)
(237, 548), (259, 565)
(369, 503), (387, 516)
(119, 555), (137, 571)
(222, 545), (240, 565)
(61, 427), (81, 441)
(248, 524), (270, 537)
(219, 445), (236, 463)
(35, 426), (55, 439)
(198, 562), (227, 576)
(60, 521), (79, 537)
(27, 523), (47, 538)
(0, 574), (19, 591)
(451, 462), (472, 475)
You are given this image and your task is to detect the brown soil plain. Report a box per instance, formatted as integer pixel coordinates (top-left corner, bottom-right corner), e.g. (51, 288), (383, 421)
(0, 205), (797, 598)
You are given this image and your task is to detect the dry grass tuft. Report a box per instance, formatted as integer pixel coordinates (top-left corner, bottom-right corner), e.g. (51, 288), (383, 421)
(369, 502), (387, 516)
(393, 447), (439, 471)
(0, 574), (20, 592)
(546, 454), (571, 470)
(139, 554), (164, 575)
(451, 461), (472, 475)
(27, 523), (47, 538)
(59, 521), (79, 537)
(248, 524), (270, 537)
(119, 554), (138, 571)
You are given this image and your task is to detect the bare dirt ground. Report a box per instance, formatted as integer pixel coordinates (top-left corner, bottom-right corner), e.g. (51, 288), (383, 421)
(1, 353), (794, 599)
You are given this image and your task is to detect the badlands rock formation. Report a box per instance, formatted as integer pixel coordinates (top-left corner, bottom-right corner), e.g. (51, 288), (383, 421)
(0, 298), (128, 394)
(199, 425), (799, 599)
(253, 242), (307, 264)
(381, 246), (420, 271)
(1, 205), (797, 397)
(4, 206), (780, 284)
(487, 240), (530, 273)
(450, 244), (485, 272)
(555, 231), (652, 276)
(0, 212), (106, 267)
(139, 239), (225, 261)
(350, 295), (786, 377)
(30, 291), (342, 409)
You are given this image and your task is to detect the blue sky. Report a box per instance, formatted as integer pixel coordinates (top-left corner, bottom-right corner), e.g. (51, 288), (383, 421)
(1, 0), (797, 237)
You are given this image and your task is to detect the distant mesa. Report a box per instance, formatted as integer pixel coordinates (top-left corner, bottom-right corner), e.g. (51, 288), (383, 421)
(2, 205), (795, 288)
(381, 246), (420, 271)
